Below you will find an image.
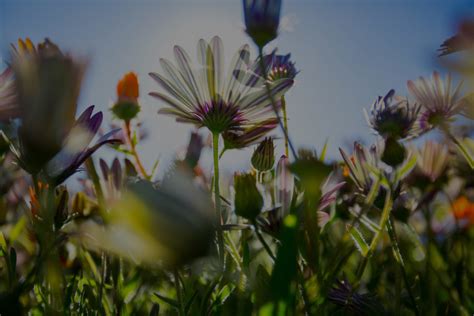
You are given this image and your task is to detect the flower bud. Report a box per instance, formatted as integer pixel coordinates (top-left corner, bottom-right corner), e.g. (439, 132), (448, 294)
(251, 137), (274, 172)
(111, 72), (140, 121)
(243, 0), (282, 48)
(234, 172), (263, 221)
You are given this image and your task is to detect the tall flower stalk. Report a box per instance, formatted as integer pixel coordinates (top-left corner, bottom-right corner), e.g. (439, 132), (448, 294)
(212, 132), (224, 264)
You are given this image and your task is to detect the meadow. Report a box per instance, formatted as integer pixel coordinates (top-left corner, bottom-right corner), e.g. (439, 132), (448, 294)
(0, 0), (474, 315)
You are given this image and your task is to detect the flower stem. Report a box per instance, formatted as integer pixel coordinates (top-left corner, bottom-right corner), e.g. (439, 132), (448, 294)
(355, 189), (393, 286)
(257, 46), (298, 160)
(252, 220), (276, 262)
(123, 120), (150, 179)
(281, 95), (289, 157)
(213, 132), (225, 266)
(447, 132), (474, 169)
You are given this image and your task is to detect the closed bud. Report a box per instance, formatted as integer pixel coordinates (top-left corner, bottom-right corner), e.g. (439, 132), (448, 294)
(234, 172), (263, 221)
(111, 72), (140, 121)
(243, 0), (282, 48)
(251, 137), (274, 172)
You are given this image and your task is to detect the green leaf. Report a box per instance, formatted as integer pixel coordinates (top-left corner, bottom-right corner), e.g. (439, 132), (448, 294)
(0, 231), (6, 251)
(184, 290), (198, 315)
(319, 139), (329, 162)
(394, 153), (417, 183)
(9, 215), (26, 243)
(347, 225), (369, 257)
(153, 292), (178, 308)
(386, 219), (404, 266)
(348, 208), (380, 233)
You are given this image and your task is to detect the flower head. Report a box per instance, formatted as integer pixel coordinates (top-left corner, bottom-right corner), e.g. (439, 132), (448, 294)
(340, 142), (379, 194)
(117, 72), (139, 101)
(10, 38), (87, 173)
(233, 50), (298, 89)
(243, 0), (282, 48)
(364, 89), (420, 139)
(407, 71), (464, 132)
(149, 36), (292, 135)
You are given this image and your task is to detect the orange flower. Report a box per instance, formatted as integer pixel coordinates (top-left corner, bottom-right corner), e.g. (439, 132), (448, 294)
(117, 72), (139, 101)
(452, 196), (474, 225)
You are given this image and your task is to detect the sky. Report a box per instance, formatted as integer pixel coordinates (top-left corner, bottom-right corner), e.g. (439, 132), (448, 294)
(1, 0), (473, 176)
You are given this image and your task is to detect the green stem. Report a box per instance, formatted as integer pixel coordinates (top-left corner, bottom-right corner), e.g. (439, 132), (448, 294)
(355, 189), (393, 286)
(257, 46), (298, 160)
(252, 221), (276, 262)
(281, 95), (289, 157)
(447, 132), (474, 169)
(212, 133), (225, 266)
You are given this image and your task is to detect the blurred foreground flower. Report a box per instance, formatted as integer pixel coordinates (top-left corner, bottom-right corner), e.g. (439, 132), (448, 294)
(414, 141), (449, 183)
(0, 68), (18, 120)
(9, 38), (88, 173)
(364, 89), (420, 140)
(438, 19), (474, 56)
(451, 195), (474, 226)
(78, 169), (216, 266)
(42, 106), (120, 184)
(149, 36), (291, 136)
(243, 0), (282, 48)
(407, 71), (464, 132)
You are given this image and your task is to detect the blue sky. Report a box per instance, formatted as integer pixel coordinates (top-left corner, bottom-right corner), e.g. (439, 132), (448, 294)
(1, 0), (473, 175)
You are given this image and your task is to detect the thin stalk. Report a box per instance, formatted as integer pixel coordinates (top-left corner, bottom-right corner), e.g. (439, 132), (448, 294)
(212, 132), (225, 266)
(281, 95), (289, 157)
(257, 46), (298, 160)
(123, 120), (150, 179)
(224, 232), (244, 270)
(355, 189), (393, 287)
(252, 220), (276, 262)
(446, 132), (474, 169)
